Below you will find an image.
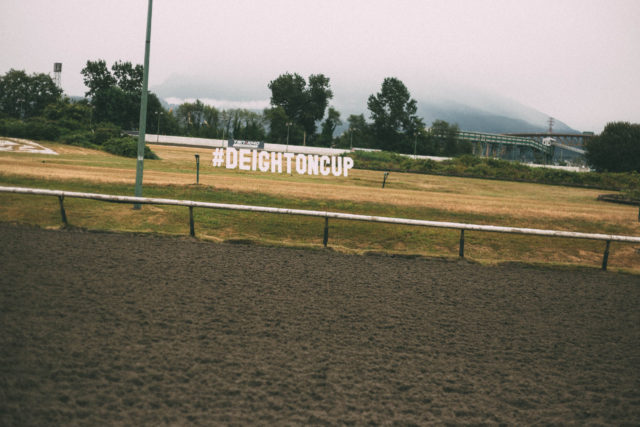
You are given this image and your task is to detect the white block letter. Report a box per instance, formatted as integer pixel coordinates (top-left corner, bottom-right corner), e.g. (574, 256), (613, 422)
(295, 154), (307, 175)
(226, 147), (238, 169)
(331, 156), (342, 176)
(258, 151), (270, 172)
(251, 150), (258, 171)
(320, 155), (330, 176)
(343, 156), (354, 177)
(284, 153), (295, 174)
(271, 152), (283, 173)
(307, 154), (319, 175)
(239, 149), (251, 171)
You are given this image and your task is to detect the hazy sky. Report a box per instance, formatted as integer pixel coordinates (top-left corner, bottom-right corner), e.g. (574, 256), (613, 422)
(1, 0), (638, 132)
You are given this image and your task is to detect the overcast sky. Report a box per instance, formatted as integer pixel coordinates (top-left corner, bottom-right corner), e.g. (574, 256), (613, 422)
(1, 0), (638, 132)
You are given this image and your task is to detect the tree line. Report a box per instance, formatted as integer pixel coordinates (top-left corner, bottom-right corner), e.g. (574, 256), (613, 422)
(0, 61), (469, 157)
(0, 61), (638, 172)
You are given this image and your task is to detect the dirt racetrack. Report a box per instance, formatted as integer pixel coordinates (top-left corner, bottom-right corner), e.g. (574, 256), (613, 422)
(1, 223), (639, 425)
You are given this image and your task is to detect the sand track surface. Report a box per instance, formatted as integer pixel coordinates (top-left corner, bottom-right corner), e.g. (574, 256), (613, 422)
(1, 224), (639, 424)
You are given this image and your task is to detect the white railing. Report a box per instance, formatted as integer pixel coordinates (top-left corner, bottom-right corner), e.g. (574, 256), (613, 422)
(2, 185), (639, 271)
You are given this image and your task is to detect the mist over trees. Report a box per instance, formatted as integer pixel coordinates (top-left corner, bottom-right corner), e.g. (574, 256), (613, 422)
(3, 63), (638, 171)
(0, 63), (475, 157)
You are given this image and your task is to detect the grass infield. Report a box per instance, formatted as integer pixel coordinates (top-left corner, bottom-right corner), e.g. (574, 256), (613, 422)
(1, 140), (639, 273)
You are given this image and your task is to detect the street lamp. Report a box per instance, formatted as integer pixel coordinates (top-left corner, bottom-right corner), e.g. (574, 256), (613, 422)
(414, 132), (418, 158)
(286, 122), (292, 152)
(155, 111), (162, 143)
(349, 128), (354, 150)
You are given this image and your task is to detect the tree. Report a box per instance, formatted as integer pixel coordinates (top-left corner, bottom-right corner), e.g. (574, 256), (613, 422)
(230, 109), (266, 141)
(268, 72), (333, 144)
(111, 61), (143, 94)
(0, 69), (62, 119)
(264, 106), (296, 144)
(430, 120), (461, 156)
(42, 98), (92, 132)
(585, 122), (640, 172)
(367, 77), (424, 153)
(81, 59), (161, 131)
(317, 106), (342, 147)
(81, 60), (116, 98)
(346, 114), (373, 148)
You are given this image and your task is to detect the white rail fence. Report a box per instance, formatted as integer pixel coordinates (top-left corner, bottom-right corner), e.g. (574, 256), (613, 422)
(2, 185), (639, 271)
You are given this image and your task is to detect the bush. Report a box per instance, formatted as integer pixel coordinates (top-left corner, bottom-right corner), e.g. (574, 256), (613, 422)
(93, 123), (121, 145)
(59, 131), (97, 148)
(457, 154), (481, 167)
(348, 149), (640, 191)
(103, 136), (158, 159)
(0, 117), (61, 141)
(0, 118), (26, 138)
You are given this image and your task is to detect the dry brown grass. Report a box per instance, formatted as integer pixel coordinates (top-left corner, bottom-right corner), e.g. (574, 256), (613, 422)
(1, 142), (638, 230)
(1, 141), (639, 272)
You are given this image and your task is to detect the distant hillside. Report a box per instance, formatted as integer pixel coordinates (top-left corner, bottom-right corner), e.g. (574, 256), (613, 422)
(152, 75), (580, 135)
(417, 100), (578, 134)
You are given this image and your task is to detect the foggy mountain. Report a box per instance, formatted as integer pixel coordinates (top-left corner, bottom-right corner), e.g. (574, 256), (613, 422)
(417, 100), (577, 134)
(151, 75), (579, 135)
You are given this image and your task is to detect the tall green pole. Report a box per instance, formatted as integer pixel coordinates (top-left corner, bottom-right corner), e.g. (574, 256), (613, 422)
(134, 0), (153, 209)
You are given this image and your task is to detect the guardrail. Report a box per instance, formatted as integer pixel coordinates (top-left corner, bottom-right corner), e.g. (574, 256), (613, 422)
(2, 185), (639, 271)
(457, 131), (552, 153)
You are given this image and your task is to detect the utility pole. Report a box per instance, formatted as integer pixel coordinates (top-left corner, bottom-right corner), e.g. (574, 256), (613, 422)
(134, 0), (153, 209)
(155, 111), (162, 143)
(286, 122), (292, 152)
(548, 117), (555, 134)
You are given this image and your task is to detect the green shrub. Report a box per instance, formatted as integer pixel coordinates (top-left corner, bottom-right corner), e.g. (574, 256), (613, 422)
(0, 117), (61, 141)
(0, 118), (26, 138)
(93, 123), (121, 145)
(348, 149), (640, 190)
(457, 154), (481, 167)
(103, 136), (158, 159)
(59, 131), (97, 148)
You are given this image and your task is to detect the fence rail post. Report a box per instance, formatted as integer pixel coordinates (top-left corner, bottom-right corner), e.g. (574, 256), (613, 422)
(189, 206), (195, 237)
(2, 186), (640, 271)
(323, 217), (329, 247)
(58, 196), (68, 226)
(602, 240), (611, 271)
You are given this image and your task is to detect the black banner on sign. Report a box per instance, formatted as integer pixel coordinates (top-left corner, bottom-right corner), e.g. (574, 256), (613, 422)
(229, 139), (265, 150)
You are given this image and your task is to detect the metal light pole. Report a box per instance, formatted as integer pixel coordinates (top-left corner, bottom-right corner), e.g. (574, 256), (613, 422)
(155, 111), (162, 143)
(414, 133), (418, 158)
(134, 0), (153, 209)
(286, 122), (292, 152)
(349, 129), (353, 150)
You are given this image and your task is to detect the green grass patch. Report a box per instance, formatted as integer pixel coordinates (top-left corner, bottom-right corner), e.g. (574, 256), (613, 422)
(1, 173), (638, 273)
(349, 151), (640, 191)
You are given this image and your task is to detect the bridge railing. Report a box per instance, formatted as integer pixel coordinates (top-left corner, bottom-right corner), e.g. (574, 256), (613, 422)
(2, 185), (638, 271)
(456, 131), (552, 153)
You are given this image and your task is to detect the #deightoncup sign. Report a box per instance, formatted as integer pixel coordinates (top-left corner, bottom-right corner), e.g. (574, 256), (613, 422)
(212, 148), (354, 177)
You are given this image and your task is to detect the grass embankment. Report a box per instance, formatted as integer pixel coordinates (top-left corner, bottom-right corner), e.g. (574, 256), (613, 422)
(350, 151), (640, 191)
(1, 141), (639, 273)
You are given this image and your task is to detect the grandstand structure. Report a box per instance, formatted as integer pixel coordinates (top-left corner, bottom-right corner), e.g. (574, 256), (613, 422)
(454, 130), (593, 164)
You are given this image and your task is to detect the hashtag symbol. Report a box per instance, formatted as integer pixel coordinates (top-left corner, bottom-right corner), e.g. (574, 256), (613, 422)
(212, 148), (224, 167)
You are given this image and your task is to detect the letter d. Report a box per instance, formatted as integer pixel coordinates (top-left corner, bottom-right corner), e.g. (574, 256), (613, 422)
(226, 147), (238, 169)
